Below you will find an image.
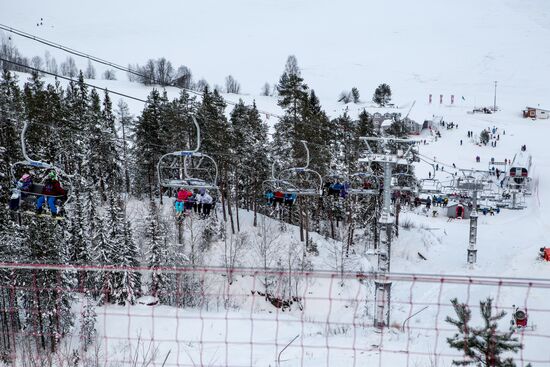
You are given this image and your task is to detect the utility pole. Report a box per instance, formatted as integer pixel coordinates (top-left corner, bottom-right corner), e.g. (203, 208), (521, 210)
(359, 137), (416, 328)
(493, 81), (498, 112)
(467, 186), (478, 267)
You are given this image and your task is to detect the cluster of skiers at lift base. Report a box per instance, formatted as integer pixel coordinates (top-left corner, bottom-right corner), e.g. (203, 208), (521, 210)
(174, 188), (214, 218)
(9, 171), (67, 217)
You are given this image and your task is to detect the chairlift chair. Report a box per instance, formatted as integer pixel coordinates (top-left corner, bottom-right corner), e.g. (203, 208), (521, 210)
(262, 162), (298, 195)
(391, 173), (417, 194)
(157, 116), (219, 201)
(276, 141), (323, 196)
(347, 172), (381, 196)
(10, 120), (73, 209)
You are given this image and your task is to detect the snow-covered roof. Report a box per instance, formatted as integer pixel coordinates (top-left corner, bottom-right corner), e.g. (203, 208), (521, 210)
(526, 106), (550, 111)
(381, 119), (393, 127)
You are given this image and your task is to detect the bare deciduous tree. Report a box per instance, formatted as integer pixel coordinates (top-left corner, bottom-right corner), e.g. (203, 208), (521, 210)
(261, 82), (271, 96)
(174, 65), (193, 89)
(60, 56), (78, 77)
(31, 55), (43, 70)
(84, 59), (96, 79)
(225, 75), (241, 94)
(155, 57), (174, 86)
(195, 78), (210, 93)
(103, 69), (116, 80)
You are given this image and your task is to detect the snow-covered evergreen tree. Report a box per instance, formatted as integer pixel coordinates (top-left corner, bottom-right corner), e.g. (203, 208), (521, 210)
(145, 201), (169, 302)
(372, 83), (392, 106)
(0, 70), (22, 199)
(23, 217), (74, 352)
(446, 298), (525, 366)
(133, 89), (166, 198)
(79, 292), (97, 351)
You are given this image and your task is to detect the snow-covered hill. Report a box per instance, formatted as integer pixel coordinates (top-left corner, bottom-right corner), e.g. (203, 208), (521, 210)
(3, 0), (550, 365)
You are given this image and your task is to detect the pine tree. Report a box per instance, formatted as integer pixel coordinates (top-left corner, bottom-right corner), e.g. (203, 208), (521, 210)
(115, 100), (135, 195)
(79, 292), (97, 351)
(357, 110), (377, 138)
(0, 70), (23, 200)
(198, 87), (232, 163)
(446, 298), (524, 366)
(351, 87), (360, 103)
(273, 56), (309, 165)
(86, 189), (116, 303)
(230, 100), (269, 211)
(0, 205), (25, 358)
(372, 83), (392, 106)
(66, 182), (87, 264)
(23, 217), (74, 352)
(145, 201), (169, 302)
(133, 89), (167, 197)
(115, 219), (142, 305)
(100, 90), (122, 189)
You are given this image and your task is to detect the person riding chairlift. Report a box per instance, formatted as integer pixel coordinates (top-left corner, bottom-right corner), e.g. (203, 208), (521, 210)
(264, 189), (274, 206)
(175, 188), (187, 215)
(273, 189), (284, 207)
(36, 171), (66, 216)
(9, 173), (33, 211)
(198, 188), (213, 217)
(330, 182), (343, 198)
(284, 192), (296, 207)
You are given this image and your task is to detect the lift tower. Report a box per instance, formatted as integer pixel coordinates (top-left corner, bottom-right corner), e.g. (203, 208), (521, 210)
(359, 137), (417, 328)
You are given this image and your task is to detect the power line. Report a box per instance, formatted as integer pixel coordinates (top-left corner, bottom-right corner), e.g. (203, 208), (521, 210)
(0, 59), (246, 155)
(0, 23), (282, 119)
(0, 57), (148, 104)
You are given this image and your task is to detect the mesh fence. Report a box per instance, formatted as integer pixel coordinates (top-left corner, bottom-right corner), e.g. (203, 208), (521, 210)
(0, 262), (548, 366)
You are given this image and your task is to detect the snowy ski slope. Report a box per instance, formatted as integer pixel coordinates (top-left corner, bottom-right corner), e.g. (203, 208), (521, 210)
(2, 0), (550, 365)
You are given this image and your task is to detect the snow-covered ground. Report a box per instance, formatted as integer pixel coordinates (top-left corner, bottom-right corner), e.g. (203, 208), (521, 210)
(3, 0), (550, 365)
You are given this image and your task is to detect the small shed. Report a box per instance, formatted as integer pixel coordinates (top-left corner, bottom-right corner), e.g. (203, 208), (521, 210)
(523, 106), (550, 119)
(446, 202), (471, 219)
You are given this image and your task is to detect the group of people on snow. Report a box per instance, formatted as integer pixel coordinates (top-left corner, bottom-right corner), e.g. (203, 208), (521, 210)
(174, 187), (214, 218)
(9, 170), (67, 217)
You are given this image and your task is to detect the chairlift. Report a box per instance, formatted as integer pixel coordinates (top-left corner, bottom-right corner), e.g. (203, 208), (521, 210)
(262, 162), (298, 194)
(10, 120), (73, 211)
(391, 173), (417, 193)
(347, 171), (381, 196)
(157, 116), (219, 202)
(276, 141), (323, 196)
(419, 178), (443, 195)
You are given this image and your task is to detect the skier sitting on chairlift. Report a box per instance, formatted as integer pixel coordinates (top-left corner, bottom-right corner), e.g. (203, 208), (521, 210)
(175, 188), (187, 215)
(36, 171), (66, 216)
(284, 192), (296, 207)
(9, 173), (33, 211)
(199, 189), (213, 217)
(186, 190), (197, 213)
(265, 189), (274, 205)
(330, 182), (343, 198)
(273, 189), (284, 207)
